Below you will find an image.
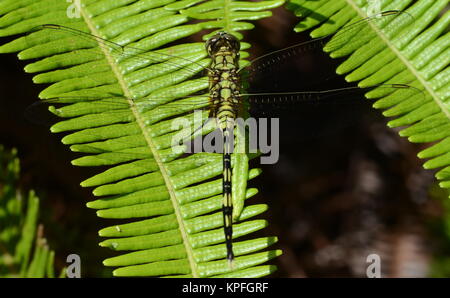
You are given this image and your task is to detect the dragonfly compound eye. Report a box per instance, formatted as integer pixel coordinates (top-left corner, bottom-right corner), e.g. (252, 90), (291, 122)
(224, 34), (240, 52)
(206, 32), (240, 56)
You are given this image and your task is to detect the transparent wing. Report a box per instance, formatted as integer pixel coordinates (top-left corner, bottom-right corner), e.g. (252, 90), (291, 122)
(244, 84), (423, 109)
(33, 109), (251, 189)
(244, 83), (425, 141)
(241, 10), (415, 88)
(23, 24), (210, 78)
(18, 23), (213, 113)
(25, 94), (211, 126)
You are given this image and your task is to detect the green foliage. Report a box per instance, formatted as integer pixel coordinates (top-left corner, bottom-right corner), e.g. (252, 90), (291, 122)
(0, 0), (283, 277)
(426, 184), (450, 277)
(287, 0), (450, 197)
(0, 145), (61, 278)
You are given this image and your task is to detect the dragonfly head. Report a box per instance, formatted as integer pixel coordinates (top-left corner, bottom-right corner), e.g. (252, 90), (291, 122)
(205, 31), (240, 57)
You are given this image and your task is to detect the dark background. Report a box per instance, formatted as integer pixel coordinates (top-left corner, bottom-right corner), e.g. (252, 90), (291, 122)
(0, 6), (449, 277)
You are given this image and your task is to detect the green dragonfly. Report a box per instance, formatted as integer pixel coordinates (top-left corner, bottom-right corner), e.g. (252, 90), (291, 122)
(22, 9), (422, 266)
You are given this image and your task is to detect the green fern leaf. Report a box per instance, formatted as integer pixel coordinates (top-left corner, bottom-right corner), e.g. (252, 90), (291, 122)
(0, 145), (61, 278)
(0, 0), (283, 277)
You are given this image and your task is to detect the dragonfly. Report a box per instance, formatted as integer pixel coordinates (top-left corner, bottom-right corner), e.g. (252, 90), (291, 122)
(21, 9), (422, 266)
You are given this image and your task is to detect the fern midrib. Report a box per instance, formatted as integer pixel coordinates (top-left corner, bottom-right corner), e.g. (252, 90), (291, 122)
(347, 0), (450, 120)
(79, 7), (199, 277)
(223, 0), (233, 33)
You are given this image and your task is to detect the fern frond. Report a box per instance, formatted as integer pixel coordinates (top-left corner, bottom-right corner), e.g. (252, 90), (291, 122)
(0, 145), (60, 278)
(287, 0), (450, 198)
(0, 0), (283, 277)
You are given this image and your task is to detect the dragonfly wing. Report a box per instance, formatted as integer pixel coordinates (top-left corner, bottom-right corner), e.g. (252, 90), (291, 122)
(24, 90), (227, 185)
(25, 93), (212, 127)
(23, 24), (209, 79)
(241, 10), (415, 90)
(244, 84), (424, 141)
(19, 24), (213, 112)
